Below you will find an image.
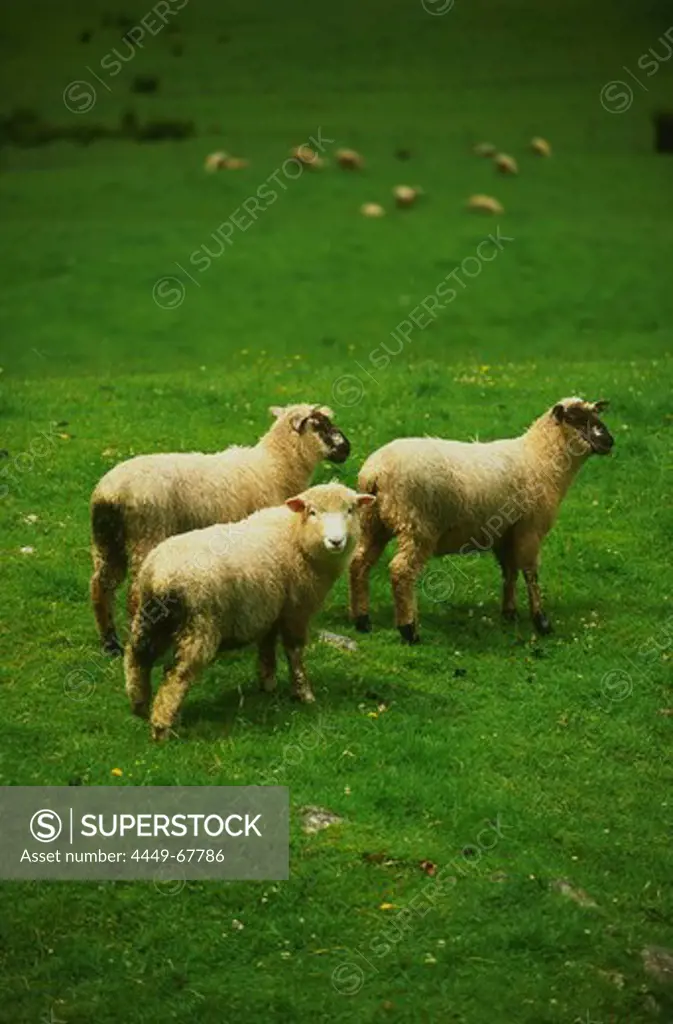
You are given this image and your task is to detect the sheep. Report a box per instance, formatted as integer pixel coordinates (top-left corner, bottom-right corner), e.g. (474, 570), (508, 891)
(360, 203), (386, 218)
(349, 398), (614, 644)
(466, 194), (504, 215)
(494, 153), (518, 175)
(393, 185), (421, 208)
(90, 404), (350, 657)
(124, 482), (375, 740)
(530, 137), (551, 157)
(336, 148), (364, 170)
(203, 152), (248, 172)
(291, 145), (325, 169)
(204, 151), (228, 172)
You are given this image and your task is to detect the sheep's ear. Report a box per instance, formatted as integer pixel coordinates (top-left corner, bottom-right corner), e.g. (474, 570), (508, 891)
(592, 399), (609, 413)
(290, 412), (310, 433)
(552, 403), (565, 423)
(318, 405), (335, 419)
(356, 493), (376, 507)
(286, 496), (307, 513)
(269, 406), (285, 419)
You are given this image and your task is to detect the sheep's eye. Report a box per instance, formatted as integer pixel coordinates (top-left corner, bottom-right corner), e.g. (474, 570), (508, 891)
(348, 506), (355, 515)
(308, 509), (317, 518)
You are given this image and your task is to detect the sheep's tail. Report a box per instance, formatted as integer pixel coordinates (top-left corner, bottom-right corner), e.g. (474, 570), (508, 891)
(356, 458), (385, 533)
(357, 457), (379, 500)
(91, 498), (128, 575)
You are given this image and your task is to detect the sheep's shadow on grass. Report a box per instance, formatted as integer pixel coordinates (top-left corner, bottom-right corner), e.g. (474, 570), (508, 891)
(145, 589), (655, 741)
(358, 593), (651, 652)
(176, 655), (459, 741)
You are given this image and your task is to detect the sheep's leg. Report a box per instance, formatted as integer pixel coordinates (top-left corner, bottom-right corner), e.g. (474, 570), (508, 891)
(512, 532), (552, 634)
(389, 536), (432, 644)
(258, 627), (279, 693)
(90, 554), (125, 656)
(124, 641), (153, 719)
(281, 624), (314, 703)
(502, 567), (519, 620)
(523, 568), (551, 635)
(494, 539), (519, 621)
(150, 629), (217, 741)
(127, 580), (140, 624)
(349, 515), (391, 633)
(124, 595), (177, 718)
(127, 544), (154, 624)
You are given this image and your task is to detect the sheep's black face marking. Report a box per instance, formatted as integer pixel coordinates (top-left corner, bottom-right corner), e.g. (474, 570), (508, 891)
(306, 411), (351, 463)
(554, 403), (614, 456)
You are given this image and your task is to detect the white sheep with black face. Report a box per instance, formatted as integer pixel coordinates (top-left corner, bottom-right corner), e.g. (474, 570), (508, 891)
(349, 398), (614, 643)
(90, 404), (351, 656)
(124, 482), (375, 741)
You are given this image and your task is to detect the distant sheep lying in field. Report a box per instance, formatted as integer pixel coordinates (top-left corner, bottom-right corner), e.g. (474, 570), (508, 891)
(466, 194), (504, 215)
(350, 398), (613, 643)
(124, 482), (375, 740)
(494, 153), (518, 175)
(90, 404), (350, 656)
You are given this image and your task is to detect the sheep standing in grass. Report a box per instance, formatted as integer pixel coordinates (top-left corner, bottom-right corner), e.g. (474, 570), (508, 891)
(90, 404), (350, 656)
(349, 398), (613, 643)
(124, 482), (375, 740)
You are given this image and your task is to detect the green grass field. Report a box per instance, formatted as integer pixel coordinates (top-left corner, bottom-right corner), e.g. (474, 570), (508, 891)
(1, 0), (672, 1021)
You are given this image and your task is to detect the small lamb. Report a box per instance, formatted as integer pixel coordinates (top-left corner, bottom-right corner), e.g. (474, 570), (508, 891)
(124, 482), (375, 740)
(90, 404), (350, 655)
(350, 398), (613, 643)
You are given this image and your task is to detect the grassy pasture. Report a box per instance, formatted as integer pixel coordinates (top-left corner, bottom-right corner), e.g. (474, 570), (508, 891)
(1, 0), (672, 1020)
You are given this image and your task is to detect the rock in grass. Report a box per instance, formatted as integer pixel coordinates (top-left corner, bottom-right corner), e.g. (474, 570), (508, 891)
(642, 946), (673, 985)
(300, 806), (343, 834)
(318, 631), (358, 652)
(551, 878), (597, 908)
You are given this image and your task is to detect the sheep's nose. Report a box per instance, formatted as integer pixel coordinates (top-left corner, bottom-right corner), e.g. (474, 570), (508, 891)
(329, 435), (351, 463)
(326, 537), (346, 551)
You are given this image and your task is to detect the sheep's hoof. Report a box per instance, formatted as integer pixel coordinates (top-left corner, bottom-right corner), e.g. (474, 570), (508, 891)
(292, 688), (316, 704)
(131, 701), (150, 719)
(354, 614), (372, 633)
(151, 724), (171, 742)
(399, 623), (420, 645)
(102, 634), (123, 657)
(533, 613), (553, 635)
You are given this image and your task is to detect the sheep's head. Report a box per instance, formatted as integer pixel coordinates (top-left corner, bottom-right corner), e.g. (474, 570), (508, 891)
(286, 483), (375, 558)
(269, 404), (351, 463)
(552, 398), (614, 456)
